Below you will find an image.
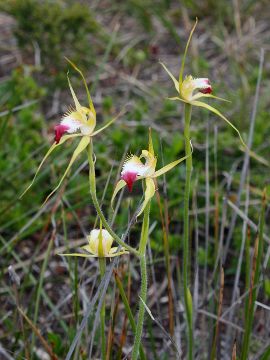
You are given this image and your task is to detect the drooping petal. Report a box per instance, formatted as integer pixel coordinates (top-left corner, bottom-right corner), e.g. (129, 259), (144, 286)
(153, 149), (192, 178)
(136, 177), (156, 217)
(191, 100), (248, 150)
(111, 179), (127, 209)
(20, 134), (81, 198)
(179, 18), (198, 85)
(42, 136), (90, 205)
(159, 61), (179, 93)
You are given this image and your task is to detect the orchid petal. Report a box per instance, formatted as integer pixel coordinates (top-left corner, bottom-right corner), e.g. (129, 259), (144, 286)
(179, 18), (198, 86)
(148, 128), (154, 156)
(42, 136), (90, 205)
(59, 253), (96, 258)
(65, 57), (96, 116)
(191, 93), (230, 102)
(191, 100), (248, 150)
(81, 245), (95, 254)
(111, 179), (126, 209)
(109, 247), (118, 254)
(168, 96), (187, 103)
(136, 177), (155, 218)
(20, 134), (81, 198)
(92, 108), (125, 136)
(159, 61), (179, 93)
(153, 147), (192, 178)
(67, 72), (81, 112)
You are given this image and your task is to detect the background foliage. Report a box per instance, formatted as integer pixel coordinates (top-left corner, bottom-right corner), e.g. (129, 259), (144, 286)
(0, 0), (269, 359)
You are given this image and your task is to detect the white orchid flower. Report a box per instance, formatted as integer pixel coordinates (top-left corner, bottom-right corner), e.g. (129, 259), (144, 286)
(112, 129), (190, 217)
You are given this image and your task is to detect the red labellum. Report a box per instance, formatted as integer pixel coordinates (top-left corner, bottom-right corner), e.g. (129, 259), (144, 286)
(121, 172), (137, 192)
(54, 124), (70, 144)
(200, 86), (212, 94)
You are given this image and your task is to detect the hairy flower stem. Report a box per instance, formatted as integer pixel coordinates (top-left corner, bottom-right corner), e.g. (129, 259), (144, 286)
(87, 140), (139, 257)
(99, 258), (106, 360)
(183, 103), (193, 360)
(131, 198), (151, 360)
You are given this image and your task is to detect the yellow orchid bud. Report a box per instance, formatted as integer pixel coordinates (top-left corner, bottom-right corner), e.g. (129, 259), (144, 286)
(87, 229), (114, 257)
(59, 229), (129, 258)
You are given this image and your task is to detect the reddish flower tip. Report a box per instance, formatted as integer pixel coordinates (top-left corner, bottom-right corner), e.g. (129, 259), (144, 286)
(54, 124), (70, 144)
(121, 172), (137, 192)
(200, 85), (212, 94)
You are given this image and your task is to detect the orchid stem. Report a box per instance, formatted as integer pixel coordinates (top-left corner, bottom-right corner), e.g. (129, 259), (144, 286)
(183, 103), (193, 360)
(131, 196), (151, 360)
(87, 140), (139, 257)
(99, 257), (106, 360)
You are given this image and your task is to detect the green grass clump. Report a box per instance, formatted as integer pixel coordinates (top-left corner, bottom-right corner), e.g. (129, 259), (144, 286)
(0, 0), (102, 87)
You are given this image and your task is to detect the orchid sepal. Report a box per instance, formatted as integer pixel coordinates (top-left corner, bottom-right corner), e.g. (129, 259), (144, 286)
(178, 18), (198, 85)
(190, 93), (231, 102)
(136, 177), (155, 218)
(191, 100), (247, 150)
(65, 57), (96, 116)
(111, 179), (127, 209)
(20, 133), (82, 198)
(91, 107), (126, 137)
(159, 61), (179, 93)
(41, 136), (90, 206)
(153, 149), (192, 178)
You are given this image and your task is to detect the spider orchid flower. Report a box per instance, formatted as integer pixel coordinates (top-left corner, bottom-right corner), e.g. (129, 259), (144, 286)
(60, 229), (129, 258)
(21, 59), (123, 203)
(111, 129), (190, 217)
(160, 18), (247, 149)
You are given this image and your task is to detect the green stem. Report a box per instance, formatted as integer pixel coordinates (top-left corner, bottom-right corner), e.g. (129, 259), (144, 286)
(131, 198), (151, 360)
(87, 140), (139, 257)
(114, 273), (146, 360)
(183, 103), (193, 360)
(240, 192), (266, 360)
(99, 258), (106, 360)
